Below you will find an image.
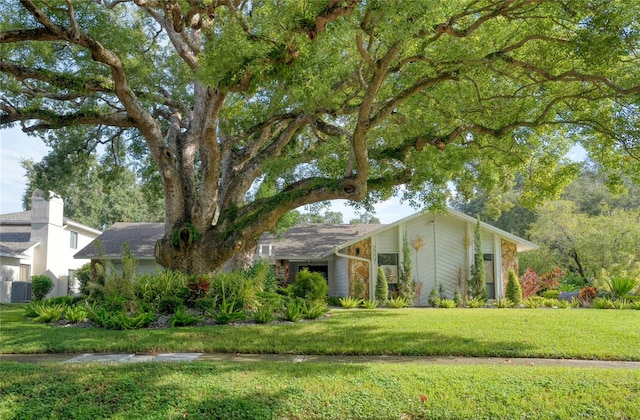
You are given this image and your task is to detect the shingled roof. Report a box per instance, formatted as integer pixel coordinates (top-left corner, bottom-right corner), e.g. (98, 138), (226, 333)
(74, 222), (164, 260)
(74, 222), (385, 261)
(257, 223), (385, 259)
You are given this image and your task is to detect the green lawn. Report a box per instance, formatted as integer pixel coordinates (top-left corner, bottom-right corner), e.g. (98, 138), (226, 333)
(2, 304), (640, 419)
(1, 361), (639, 419)
(1, 304), (639, 360)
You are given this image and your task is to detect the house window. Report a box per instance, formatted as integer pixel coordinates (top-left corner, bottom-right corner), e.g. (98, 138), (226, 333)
(378, 253), (398, 284)
(68, 269), (78, 295)
(19, 264), (31, 281)
(70, 231), (78, 249)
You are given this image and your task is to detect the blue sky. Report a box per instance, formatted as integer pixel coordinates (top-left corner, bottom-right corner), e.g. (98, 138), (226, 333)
(0, 126), (414, 222)
(0, 126), (586, 222)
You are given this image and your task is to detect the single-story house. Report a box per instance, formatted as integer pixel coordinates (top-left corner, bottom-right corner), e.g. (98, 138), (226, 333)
(258, 208), (537, 305)
(75, 208), (537, 305)
(0, 190), (102, 302)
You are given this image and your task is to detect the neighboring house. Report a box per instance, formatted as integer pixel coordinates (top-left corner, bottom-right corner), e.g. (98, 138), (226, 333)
(0, 190), (102, 303)
(259, 208), (537, 305)
(73, 222), (164, 275)
(75, 208), (537, 305)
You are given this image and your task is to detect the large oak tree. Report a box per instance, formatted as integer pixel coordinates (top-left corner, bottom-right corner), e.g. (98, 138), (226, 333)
(1, 0), (639, 273)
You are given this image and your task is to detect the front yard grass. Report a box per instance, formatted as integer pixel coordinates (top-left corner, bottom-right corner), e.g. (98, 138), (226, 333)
(1, 360), (639, 419)
(1, 304), (639, 360)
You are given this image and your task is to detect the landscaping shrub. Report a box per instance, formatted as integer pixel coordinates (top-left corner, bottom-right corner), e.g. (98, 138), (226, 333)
(65, 305), (89, 323)
(538, 268), (563, 292)
(375, 267), (389, 304)
(541, 290), (560, 299)
(194, 297), (216, 314)
(75, 262), (93, 297)
(245, 259), (279, 292)
(252, 303), (278, 324)
(578, 286), (597, 307)
(523, 297), (543, 308)
(303, 302), (329, 319)
(466, 297), (486, 308)
(428, 287), (440, 307)
(388, 296), (409, 308)
(326, 296), (342, 306)
(157, 296), (184, 314)
(454, 289), (463, 307)
(438, 298), (457, 308)
(606, 277), (638, 299)
(519, 268), (539, 298)
(34, 304), (67, 323)
(352, 276), (365, 300)
(104, 244), (136, 300)
(170, 308), (201, 327)
(593, 297), (616, 309)
(47, 296), (75, 306)
(543, 298), (560, 308)
(494, 298), (514, 308)
(291, 269), (328, 303)
(183, 275), (210, 307)
(31, 275), (54, 301)
(469, 218), (487, 301)
(361, 299), (378, 309)
(85, 303), (154, 329)
(398, 230), (415, 303)
(207, 296), (247, 324)
(282, 299), (305, 321)
(338, 297), (362, 309)
(558, 272), (586, 291)
(506, 270), (522, 305)
(134, 270), (188, 306)
(24, 302), (44, 318)
(210, 271), (262, 311)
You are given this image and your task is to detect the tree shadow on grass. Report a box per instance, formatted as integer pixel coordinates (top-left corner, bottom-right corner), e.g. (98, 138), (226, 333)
(0, 360), (365, 420)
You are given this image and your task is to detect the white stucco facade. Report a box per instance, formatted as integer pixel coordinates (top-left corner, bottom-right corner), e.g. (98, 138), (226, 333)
(0, 191), (101, 302)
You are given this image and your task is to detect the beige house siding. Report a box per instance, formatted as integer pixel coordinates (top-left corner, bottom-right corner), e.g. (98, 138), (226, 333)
(501, 239), (518, 295)
(348, 238), (371, 299)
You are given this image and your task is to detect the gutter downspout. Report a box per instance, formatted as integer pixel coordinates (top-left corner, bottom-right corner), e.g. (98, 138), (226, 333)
(333, 247), (372, 298)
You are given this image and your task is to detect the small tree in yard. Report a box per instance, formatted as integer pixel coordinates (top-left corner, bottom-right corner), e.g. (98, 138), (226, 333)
(469, 218), (487, 301)
(506, 270), (522, 306)
(31, 275), (54, 301)
(398, 229), (415, 304)
(375, 267), (389, 304)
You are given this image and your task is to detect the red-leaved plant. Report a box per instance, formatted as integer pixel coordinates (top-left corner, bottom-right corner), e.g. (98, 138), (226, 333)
(519, 268), (539, 298)
(538, 268), (563, 292)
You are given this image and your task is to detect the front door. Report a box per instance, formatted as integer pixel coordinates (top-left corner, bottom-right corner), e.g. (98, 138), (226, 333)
(299, 265), (328, 281)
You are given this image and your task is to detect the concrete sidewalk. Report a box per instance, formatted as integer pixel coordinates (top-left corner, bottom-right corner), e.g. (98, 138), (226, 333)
(2, 352), (640, 369)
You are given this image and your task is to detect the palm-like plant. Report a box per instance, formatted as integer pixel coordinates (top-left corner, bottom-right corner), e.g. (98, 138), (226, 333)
(606, 277), (638, 299)
(411, 235), (426, 282)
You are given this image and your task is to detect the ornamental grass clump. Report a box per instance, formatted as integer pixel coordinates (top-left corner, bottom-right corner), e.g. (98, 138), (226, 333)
(388, 296), (410, 308)
(339, 297), (362, 309)
(361, 299), (378, 309)
(438, 298), (457, 308)
(494, 298), (514, 308)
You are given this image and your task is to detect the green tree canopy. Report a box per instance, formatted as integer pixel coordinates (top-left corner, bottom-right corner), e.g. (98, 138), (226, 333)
(523, 201), (640, 282)
(1, 1), (639, 273)
(21, 155), (163, 230)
